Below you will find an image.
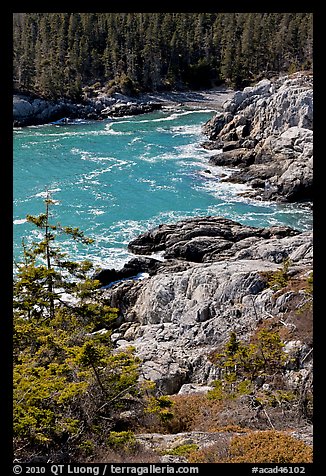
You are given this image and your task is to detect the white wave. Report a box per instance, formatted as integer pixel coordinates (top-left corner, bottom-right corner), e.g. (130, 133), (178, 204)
(30, 127), (133, 138)
(71, 147), (88, 155)
(30, 230), (45, 240)
(33, 188), (61, 199)
(188, 108), (217, 114)
(13, 218), (27, 225)
(31, 130), (83, 137)
(137, 178), (157, 187)
(88, 209), (106, 216)
(137, 111), (195, 123)
(110, 219), (148, 244)
(138, 153), (159, 163)
(71, 148), (116, 163)
(196, 178), (252, 200)
(139, 148), (207, 166)
(26, 138), (62, 145)
(108, 119), (133, 125)
(84, 249), (134, 271)
(79, 159), (130, 181)
(170, 124), (201, 135)
(156, 209), (194, 223)
(139, 142), (211, 164)
(143, 251), (165, 262)
(175, 142), (212, 159)
(137, 272), (150, 280)
(112, 109), (208, 127)
(155, 184), (176, 192)
(81, 154), (115, 162)
(104, 123), (126, 135)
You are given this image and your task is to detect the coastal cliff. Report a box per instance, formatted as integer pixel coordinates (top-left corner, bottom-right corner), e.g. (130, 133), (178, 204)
(13, 12), (314, 463)
(202, 72), (313, 202)
(14, 73), (314, 461)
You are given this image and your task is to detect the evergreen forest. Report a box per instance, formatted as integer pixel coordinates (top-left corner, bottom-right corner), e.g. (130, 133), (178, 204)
(13, 12), (313, 100)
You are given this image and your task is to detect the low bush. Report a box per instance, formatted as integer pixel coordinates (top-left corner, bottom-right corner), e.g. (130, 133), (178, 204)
(267, 258), (291, 290)
(163, 444), (199, 457)
(227, 430), (313, 463)
(188, 430), (313, 463)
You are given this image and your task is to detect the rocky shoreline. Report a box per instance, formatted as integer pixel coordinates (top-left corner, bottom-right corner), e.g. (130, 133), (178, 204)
(15, 76), (313, 388)
(97, 216), (312, 393)
(90, 73), (313, 448)
(13, 94), (163, 127)
(13, 73), (313, 206)
(202, 71), (313, 203)
(13, 86), (234, 127)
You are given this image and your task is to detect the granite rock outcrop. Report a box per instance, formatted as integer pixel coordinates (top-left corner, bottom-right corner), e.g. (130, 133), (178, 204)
(202, 72), (313, 202)
(99, 217), (312, 396)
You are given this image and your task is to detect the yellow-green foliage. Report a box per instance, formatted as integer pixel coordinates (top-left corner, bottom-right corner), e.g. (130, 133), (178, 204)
(268, 258), (291, 290)
(188, 431), (313, 463)
(208, 377), (254, 401)
(78, 440), (95, 457)
(208, 329), (286, 401)
(255, 389), (296, 407)
(13, 355), (88, 443)
(13, 196), (142, 460)
(107, 431), (137, 451)
(13, 315), (141, 448)
(163, 444), (199, 457)
(306, 271), (313, 295)
(145, 395), (174, 422)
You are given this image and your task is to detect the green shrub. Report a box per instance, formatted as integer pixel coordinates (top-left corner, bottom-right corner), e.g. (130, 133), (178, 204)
(144, 395), (174, 422)
(13, 195), (142, 461)
(107, 431), (137, 451)
(163, 444), (199, 457)
(209, 329), (286, 396)
(306, 271), (313, 295)
(268, 258), (291, 290)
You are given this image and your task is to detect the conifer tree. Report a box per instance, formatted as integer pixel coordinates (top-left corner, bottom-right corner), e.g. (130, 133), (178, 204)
(13, 13), (313, 98)
(13, 194), (142, 461)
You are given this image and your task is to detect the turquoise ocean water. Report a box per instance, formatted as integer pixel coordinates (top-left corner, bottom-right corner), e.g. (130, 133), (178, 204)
(13, 107), (312, 269)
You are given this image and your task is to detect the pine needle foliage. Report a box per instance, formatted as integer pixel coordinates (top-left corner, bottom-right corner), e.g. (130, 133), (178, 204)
(13, 194), (141, 461)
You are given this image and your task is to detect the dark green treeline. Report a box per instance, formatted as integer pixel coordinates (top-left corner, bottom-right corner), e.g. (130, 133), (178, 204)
(13, 12), (313, 100)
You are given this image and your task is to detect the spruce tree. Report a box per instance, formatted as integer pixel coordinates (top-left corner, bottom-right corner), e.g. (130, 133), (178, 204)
(13, 194), (142, 461)
(13, 13), (313, 99)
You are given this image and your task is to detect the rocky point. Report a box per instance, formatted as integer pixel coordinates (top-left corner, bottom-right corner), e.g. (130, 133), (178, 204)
(98, 217), (312, 399)
(202, 72), (313, 202)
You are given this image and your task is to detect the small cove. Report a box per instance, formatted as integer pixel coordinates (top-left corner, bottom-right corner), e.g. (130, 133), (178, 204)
(13, 106), (312, 269)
